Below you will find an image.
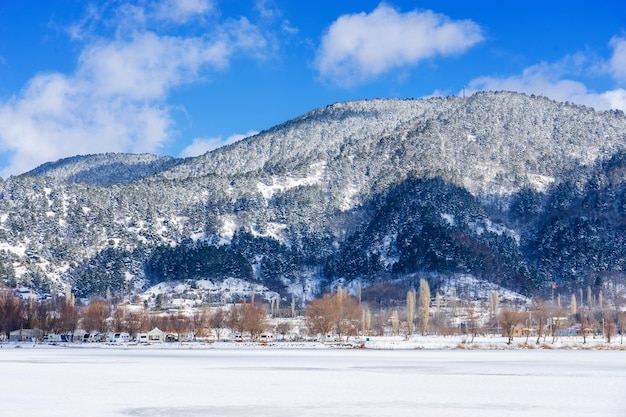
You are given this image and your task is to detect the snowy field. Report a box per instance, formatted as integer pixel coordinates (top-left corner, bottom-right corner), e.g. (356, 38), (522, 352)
(1, 345), (624, 417)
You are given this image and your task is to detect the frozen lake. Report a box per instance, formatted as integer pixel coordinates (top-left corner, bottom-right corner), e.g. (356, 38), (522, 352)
(1, 345), (624, 417)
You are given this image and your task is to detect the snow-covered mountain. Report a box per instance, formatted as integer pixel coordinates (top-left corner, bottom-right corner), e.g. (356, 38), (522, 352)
(3, 91), (626, 303)
(26, 153), (182, 186)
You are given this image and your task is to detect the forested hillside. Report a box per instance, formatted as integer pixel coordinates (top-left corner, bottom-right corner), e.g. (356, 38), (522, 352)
(2, 91), (626, 303)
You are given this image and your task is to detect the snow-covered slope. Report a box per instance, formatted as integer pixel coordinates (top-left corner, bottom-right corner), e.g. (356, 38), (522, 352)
(155, 92), (626, 200)
(27, 153), (182, 186)
(5, 92), (626, 302)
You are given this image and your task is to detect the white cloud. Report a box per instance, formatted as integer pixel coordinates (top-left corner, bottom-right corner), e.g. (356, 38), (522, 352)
(77, 33), (232, 101)
(315, 4), (483, 87)
(65, 3), (103, 41)
(281, 20), (299, 36)
(153, 0), (215, 24)
(466, 50), (626, 112)
(179, 131), (258, 157)
(255, 0), (277, 19)
(609, 36), (626, 82)
(0, 3), (267, 177)
(0, 71), (172, 178)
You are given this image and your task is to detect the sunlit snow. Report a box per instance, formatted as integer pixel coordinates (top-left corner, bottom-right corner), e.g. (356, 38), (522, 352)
(256, 161), (326, 199)
(1, 346), (624, 417)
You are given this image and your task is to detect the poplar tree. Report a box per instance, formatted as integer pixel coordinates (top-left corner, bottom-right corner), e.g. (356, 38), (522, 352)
(419, 279), (431, 335)
(391, 310), (399, 336)
(406, 289), (416, 336)
(489, 291), (499, 319)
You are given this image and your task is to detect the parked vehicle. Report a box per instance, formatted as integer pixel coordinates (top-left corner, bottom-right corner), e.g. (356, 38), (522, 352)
(107, 332), (130, 344)
(44, 334), (63, 343)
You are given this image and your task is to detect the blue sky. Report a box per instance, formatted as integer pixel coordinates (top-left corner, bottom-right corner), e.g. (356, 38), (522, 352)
(0, 0), (625, 177)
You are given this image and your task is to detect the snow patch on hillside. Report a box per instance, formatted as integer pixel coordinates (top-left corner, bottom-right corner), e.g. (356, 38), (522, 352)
(439, 274), (530, 304)
(340, 183), (360, 210)
(526, 173), (555, 192)
(250, 221), (288, 242)
(377, 234), (399, 267)
(469, 218), (520, 244)
(440, 213), (455, 226)
(140, 278), (278, 308)
(219, 214), (238, 242)
(257, 161), (326, 199)
(0, 242), (25, 257)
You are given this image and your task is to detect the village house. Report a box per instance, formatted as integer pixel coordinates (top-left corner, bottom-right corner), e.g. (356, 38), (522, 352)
(9, 329), (43, 342)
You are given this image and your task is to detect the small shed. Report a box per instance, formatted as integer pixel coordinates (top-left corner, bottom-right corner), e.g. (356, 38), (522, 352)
(147, 327), (166, 343)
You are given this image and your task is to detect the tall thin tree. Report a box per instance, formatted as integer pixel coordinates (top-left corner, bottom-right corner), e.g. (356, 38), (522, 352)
(406, 289), (416, 336)
(419, 279), (431, 335)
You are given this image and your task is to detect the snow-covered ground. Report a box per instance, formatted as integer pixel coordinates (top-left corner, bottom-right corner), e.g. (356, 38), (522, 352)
(1, 344), (624, 417)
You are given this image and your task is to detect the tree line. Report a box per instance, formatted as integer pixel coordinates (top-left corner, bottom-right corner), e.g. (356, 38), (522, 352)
(1, 281), (625, 345)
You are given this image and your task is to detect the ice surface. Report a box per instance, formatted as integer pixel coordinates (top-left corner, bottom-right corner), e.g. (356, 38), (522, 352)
(1, 345), (624, 417)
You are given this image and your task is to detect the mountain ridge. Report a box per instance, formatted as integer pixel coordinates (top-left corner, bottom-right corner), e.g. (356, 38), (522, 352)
(26, 153), (183, 186)
(5, 91), (626, 303)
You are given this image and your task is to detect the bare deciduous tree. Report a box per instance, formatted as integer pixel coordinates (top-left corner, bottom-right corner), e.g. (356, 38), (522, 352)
(275, 321), (292, 341)
(227, 303), (245, 338)
(532, 300), (550, 345)
(112, 306), (126, 332)
(169, 311), (191, 342)
(618, 311), (626, 345)
(33, 298), (60, 332)
(306, 294), (337, 341)
(208, 308), (227, 342)
(58, 302), (79, 336)
(580, 312), (591, 344)
(191, 307), (209, 340)
(0, 292), (24, 337)
(500, 307), (526, 345)
(305, 290), (362, 342)
(334, 291), (361, 341)
(603, 312), (615, 343)
(466, 304), (481, 343)
(241, 303), (267, 340)
(125, 310), (143, 338)
(82, 301), (110, 333)
(549, 305), (565, 344)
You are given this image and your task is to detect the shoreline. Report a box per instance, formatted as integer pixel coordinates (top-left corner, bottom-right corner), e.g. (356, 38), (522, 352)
(3, 334), (625, 351)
